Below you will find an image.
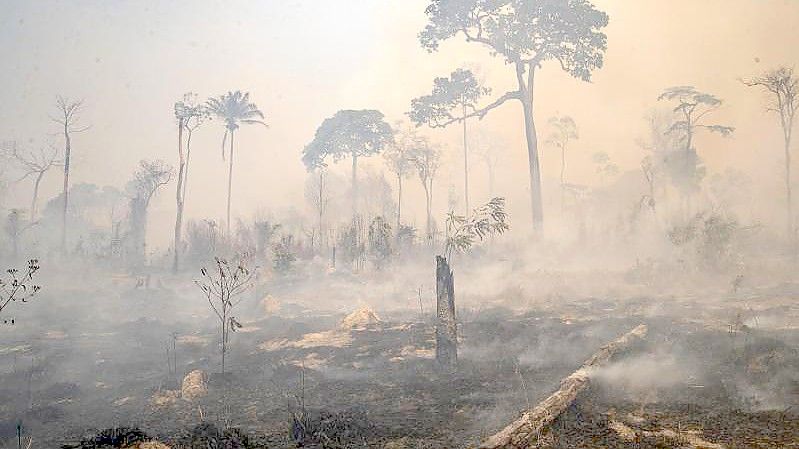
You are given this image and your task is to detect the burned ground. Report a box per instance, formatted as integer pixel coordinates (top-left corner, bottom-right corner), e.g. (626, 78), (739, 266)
(2, 266), (798, 448)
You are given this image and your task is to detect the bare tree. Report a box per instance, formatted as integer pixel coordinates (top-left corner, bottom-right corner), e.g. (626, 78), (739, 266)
(407, 137), (441, 240)
(384, 123), (416, 230)
(743, 67), (798, 239)
(304, 168), (330, 250)
(470, 130), (505, 199)
(51, 96), (89, 253)
(545, 115), (579, 210)
(3, 141), (63, 221)
(195, 255), (254, 375)
(126, 160), (173, 265)
(173, 93), (208, 272)
(0, 259), (41, 324)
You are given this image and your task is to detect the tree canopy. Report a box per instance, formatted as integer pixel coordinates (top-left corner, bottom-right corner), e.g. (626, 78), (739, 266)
(302, 109), (393, 170)
(419, 0), (609, 80)
(658, 86), (734, 141)
(409, 68), (490, 128)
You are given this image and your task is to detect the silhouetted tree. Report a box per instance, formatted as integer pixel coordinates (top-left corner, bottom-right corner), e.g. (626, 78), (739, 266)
(409, 68), (489, 213)
(743, 67), (798, 239)
(126, 160), (173, 265)
(2, 141), (63, 221)
(304, 168), (329, 249)
(657, 86), (733, 213)
(470, 130), (505, 198)
(302, 110), (393, 217)
(206, 91), (267, 237)
(546, 116), (578, 186)
(546, 115), (578, 210)
(174, 93), (209, 272)
(407, 137), (441, 240)
(384, 124), (417, 230)
(419, 0), (609, 232)
(592, 152), (618, 187)
(51, 96), (89, 252)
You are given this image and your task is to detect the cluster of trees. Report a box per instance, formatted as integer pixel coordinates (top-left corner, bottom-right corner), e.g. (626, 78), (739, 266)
(1, 0), (796, 278)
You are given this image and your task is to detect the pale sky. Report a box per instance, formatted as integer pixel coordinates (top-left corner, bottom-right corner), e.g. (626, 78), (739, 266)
(1, 0), (798, 248)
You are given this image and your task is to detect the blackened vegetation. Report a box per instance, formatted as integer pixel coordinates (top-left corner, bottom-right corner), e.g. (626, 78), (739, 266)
(62, 427), (149, 448)
(291, 408), (375, 448)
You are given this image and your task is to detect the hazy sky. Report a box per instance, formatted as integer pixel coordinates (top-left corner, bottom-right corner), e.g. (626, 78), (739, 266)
(2, 0), (798, 247)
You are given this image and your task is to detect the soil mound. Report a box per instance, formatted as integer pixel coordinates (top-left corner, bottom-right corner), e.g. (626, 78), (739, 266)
(181, 370), (208, 401)
(340, 307), (382, 330)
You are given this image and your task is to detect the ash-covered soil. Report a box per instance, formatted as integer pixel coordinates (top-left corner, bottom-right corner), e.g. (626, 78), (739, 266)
(2, 276), (799, 448)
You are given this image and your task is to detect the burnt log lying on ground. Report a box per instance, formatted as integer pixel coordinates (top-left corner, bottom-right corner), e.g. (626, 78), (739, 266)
(480, 324), (648, 449)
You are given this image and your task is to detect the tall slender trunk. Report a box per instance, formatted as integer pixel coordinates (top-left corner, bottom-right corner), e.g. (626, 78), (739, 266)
(318, 170), (325, 248)
(226, 130), (235, 238)
(221, 309), (227, 375)
(422, 180), (432, 239)
(462, 105), (470, 214)
(182, 129), (194, 206)
(31, 171), (45, 222)
(351, 154), (359, 217)
(61, 123), (71, 253)
(785, 134), (793, 241)
(396, 175), (403, 231)
(560, 146), (566, 212)
(516, 62), (544, 232)
(173, 121), (185, 273)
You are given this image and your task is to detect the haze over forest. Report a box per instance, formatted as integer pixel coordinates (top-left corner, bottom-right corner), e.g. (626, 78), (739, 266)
(2, 1), (799, 448)
(2, 1), (798, 249)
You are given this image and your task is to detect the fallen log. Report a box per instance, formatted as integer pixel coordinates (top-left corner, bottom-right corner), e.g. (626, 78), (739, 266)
(479, 324), (648, 449)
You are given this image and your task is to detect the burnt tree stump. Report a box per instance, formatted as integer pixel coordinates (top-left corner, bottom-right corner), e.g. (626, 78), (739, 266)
(435, 255), (457, 371)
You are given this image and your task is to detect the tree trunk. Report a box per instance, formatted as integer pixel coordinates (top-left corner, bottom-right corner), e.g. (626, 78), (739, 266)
(173, 121), (185, 273)
(462, 105), (470, 214)
(226, 130), (235, 238)
(396, 175), (403, 231)
(423, 181), (432, 239)
(480, 324), (648, 449)
(31, 171), (44, 222)
(319, 169), (325, 248)
(560, 146), (566, 212)
(61, 123), (71, 253)
(785, 137), (793, 242)
(221, 311), (227, 375)
(516, 63), (544, 233)
(182, 130), (193, 203)
(351, 154), (358, 217)
(435, 255), (457, 371)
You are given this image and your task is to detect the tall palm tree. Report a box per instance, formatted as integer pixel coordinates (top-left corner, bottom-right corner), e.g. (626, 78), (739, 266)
(206, 91), (266, 237)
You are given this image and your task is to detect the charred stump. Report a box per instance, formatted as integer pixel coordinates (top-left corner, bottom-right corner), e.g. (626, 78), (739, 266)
(435, 255), (457, 371)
